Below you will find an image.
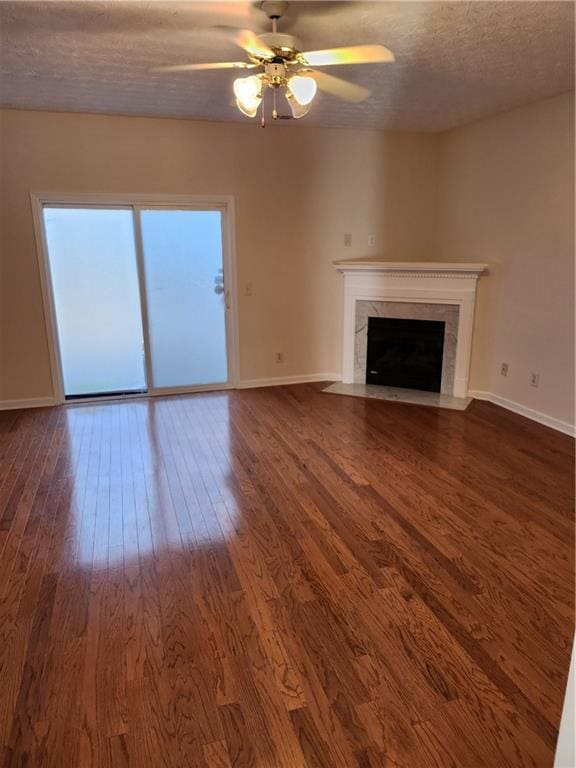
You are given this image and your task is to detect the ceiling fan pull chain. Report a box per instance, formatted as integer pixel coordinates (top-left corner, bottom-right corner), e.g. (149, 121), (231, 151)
(260, 86), (266, 128)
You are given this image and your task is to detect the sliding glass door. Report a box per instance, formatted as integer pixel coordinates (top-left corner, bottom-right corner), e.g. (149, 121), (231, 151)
(139, 210), (228, 389)
(44, 207), (147, 398)
(41, 201), (232, 401)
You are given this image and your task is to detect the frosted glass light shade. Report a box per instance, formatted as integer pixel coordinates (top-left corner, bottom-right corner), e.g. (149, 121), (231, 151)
(286, 93), (313, 119)
(287, 75), (317, 106)
(235, 99), (259, 117)
(233, 75), (262, 117)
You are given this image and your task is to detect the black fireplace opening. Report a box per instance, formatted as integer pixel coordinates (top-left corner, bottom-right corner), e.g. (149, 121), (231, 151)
(366, 317), (445, 392)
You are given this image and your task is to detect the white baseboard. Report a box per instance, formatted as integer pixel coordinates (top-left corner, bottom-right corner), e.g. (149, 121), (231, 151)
(469, 390), (575, 437)
(0, 396), (57, 411)
(237, 373), (341, 390)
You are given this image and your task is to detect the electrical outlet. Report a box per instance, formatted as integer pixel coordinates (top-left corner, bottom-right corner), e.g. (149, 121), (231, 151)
(368, 234), (376, 247)
(530, 372), (539, 388)
(500, 363), (509, 377)
(344, 233), (352, 247)
(276, 352), (284, 364)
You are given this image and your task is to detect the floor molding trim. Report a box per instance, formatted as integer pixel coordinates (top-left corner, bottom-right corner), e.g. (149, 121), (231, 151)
(0, 396), (58, 411)
(469, 389), (575, 437)
(237, 373), (341, 390)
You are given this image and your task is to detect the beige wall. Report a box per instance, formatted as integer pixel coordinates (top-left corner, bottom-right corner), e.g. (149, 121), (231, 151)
(0, 108), (439, 400)
(1, 97), (574, 429)
(437, 93), (575, 426)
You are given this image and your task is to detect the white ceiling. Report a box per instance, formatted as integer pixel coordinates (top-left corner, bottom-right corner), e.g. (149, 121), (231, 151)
(0, 1), (574, 131)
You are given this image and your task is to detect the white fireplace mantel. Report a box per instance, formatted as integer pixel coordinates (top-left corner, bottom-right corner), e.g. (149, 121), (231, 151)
(334, 260), (487, 398)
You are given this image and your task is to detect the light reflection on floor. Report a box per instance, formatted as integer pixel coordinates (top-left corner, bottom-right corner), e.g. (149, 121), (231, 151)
(60, 395), (235, 569)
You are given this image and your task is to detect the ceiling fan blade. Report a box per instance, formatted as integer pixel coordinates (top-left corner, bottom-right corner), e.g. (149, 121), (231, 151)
(302, 44), (395, 67)
(152, 61), (255, 73)
(234, 29), (275, 59)
(305, 70), (370, 103)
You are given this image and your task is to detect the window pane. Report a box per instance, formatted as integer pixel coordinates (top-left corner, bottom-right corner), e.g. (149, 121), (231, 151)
(43, 207), (146, 397)
(140, 210), (228, 388)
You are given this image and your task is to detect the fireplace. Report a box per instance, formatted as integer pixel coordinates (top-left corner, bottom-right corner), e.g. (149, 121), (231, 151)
(334, 261), (487, 398)
(366, 317), (445, 392)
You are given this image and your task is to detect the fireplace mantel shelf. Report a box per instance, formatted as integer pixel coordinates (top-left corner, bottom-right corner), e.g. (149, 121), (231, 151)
(334, 260), (488, 278)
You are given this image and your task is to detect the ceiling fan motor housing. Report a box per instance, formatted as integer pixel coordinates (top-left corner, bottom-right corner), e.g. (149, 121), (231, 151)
(263, 61), (286, 85)
(259, 33), (301, 60)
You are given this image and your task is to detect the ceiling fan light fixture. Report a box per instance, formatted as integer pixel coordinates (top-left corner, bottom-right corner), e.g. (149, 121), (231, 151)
(233, 74), (262, 117)
(286, 91), (313, 119)
(235, 98), (260, 118)
(287, 75), (317, 106)
(154, 2), (395, 125)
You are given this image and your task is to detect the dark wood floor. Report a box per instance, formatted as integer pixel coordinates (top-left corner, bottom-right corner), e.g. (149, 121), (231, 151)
(0, 384), (573, 768)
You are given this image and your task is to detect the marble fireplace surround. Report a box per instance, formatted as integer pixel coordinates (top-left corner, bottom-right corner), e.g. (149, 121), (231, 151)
(334, 261), (487, 398)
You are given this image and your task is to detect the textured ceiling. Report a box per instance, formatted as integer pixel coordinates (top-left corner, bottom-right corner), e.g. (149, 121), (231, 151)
(0, 1), (574, 131)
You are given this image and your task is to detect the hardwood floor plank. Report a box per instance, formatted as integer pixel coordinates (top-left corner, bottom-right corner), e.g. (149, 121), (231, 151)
(290, 706), (337, 768)
(0, 386), (572, 766)
(217, 703), (257, 768)
(202, 738), (232, 767)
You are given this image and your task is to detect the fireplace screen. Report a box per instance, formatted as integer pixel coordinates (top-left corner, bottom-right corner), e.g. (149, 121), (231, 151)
(366, 317), (445, 392)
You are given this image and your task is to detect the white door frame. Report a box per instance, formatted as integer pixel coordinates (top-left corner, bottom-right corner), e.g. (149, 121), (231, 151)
(30, 192), (240, 404)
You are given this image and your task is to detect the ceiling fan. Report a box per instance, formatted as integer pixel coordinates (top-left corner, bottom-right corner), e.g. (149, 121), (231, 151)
(153, 0), (395, 124)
